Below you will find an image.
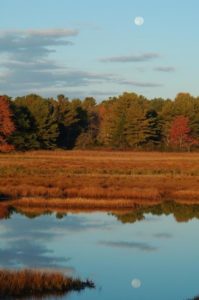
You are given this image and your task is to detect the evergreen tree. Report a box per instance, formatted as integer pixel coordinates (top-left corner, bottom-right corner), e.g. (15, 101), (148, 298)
(9, 105), (39, 150)
(125, 105), (149, 148)
(54, 95), (79, 148)
(75, 97), (99, 148)
(14, 94), (59, 149)
(145, 110), (163, 148)
(97, 98), (117, 146)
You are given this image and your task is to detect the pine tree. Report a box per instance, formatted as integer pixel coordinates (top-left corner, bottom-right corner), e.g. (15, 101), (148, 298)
(125, 106), (150, 148)
(9, 105), (39, 150)
(145, 110), (163, 148)
(14, 94), (59, 149)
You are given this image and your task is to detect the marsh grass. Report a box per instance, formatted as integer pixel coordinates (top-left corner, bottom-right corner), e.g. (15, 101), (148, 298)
(15, 197), (160, 209)
(0, 269), (94, 299)
(0, 150), (199, 203)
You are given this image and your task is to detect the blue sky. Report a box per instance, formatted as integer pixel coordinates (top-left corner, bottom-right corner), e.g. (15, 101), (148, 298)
(0, 0), (199, 101)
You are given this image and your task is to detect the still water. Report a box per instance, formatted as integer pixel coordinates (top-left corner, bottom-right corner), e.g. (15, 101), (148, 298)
(0, 205), (199, 300)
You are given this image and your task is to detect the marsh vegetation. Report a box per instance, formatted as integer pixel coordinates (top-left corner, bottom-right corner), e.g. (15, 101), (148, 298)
(0, 269), (94, 299)
(0, 150), (199, 299)
(0, 151), (199, 206)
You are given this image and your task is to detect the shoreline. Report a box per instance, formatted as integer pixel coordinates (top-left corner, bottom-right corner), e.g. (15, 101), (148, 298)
(1, 196), (199, 211)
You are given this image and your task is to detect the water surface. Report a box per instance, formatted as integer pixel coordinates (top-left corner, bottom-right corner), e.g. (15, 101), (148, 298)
(0, 207), (199, 300)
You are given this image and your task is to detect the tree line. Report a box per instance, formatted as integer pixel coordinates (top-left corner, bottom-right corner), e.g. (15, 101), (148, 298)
(0, 92), (199, 151)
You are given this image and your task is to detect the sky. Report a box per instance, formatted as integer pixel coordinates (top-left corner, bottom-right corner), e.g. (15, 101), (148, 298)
(0, 0), (199, 101)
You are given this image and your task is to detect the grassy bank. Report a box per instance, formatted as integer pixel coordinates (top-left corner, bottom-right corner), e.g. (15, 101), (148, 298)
(0, 269), (94, 299)
(0, 150), (199, 204)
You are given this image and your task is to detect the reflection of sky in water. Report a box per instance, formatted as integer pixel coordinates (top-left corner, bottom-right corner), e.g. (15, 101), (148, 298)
(0, 212), (199, 300)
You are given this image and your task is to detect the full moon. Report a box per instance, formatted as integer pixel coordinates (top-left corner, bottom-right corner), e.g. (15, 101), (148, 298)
(131, 279), (141, 289)
(134, 16), (144, 26)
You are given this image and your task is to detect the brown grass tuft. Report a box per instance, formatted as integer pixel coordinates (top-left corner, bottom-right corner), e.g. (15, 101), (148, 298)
(0, 269), (94, 298)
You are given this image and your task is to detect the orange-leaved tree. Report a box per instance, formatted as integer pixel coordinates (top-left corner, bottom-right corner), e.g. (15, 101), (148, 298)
(169, 115), (197, 150)
(0, 96), (15, 152)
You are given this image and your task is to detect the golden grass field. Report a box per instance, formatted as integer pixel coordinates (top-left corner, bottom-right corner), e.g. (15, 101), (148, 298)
(0, 150), (199, 211)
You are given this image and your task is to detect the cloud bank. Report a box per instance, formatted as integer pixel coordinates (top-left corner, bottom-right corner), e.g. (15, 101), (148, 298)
(0, 29), (117, 96)
(0, 29), (163, 97)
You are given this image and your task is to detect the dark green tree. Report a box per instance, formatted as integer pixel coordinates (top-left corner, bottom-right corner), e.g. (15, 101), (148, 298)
(75, 97), (99, 148)
(9, 104), (39, 150)
(14, 94), (59, 149)
(145, 109), (163, 148)
(54, 95), (79, 149)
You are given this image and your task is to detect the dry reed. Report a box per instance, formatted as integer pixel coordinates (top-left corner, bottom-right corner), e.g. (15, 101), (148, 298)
(0, 150), (199, 204)
(0, 269), (94, 299)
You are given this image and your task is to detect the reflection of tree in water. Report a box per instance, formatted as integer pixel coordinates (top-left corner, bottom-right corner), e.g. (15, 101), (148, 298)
(112, 202), (199, 224)
(1, 201), (199, 223)
(109, 210), (145, 223)
(0, 205), (14, 219)
(0, 205), (68, 220)
(18, 210), (68, 219)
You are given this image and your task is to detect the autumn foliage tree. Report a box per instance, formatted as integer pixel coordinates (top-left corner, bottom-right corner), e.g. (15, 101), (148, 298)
(0, 96), (15, 152)
(169, 115), (197, 150)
